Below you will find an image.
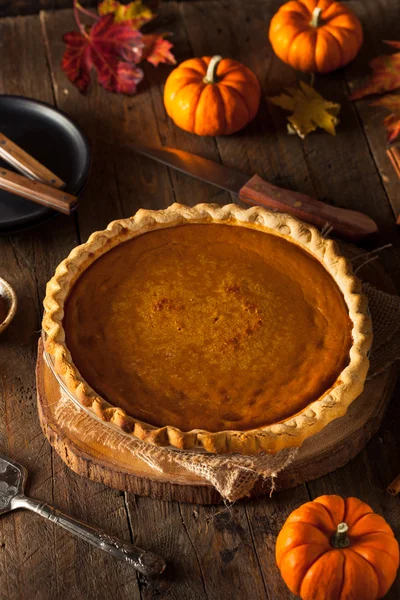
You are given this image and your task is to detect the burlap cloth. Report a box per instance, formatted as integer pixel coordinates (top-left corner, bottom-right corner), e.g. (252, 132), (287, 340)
(52, 283), (400, 502)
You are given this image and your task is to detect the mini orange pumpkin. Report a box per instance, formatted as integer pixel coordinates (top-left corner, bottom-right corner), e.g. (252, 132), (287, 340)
(269, 0), (363, 73)
(276, 495), (399, 600)
(163, 55), (261, 136)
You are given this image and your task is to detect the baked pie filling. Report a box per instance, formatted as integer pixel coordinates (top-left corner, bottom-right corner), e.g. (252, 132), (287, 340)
(64, 223), (352, 433)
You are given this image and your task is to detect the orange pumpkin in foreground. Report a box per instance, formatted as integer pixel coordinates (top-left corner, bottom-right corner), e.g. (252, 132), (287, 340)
(269, 0), (363, 73)
(276, 495), (399, 600)
(163, 55), (261, 136)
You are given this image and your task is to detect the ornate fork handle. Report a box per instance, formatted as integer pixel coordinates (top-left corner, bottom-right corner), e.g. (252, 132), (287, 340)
(12, 494), (165, 577)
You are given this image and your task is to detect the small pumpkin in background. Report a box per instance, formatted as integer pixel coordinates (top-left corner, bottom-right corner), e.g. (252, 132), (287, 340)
(276, 495), (399, 600)
(269, 0), (363, 74)
(163, 55), (261, 136)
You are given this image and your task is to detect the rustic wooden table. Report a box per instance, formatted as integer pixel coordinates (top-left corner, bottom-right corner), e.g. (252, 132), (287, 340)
(1, 1), (400, 599)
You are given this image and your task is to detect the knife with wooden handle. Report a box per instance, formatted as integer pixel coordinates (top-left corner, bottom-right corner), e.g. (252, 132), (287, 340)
(0, 167), (77, 215)
(0, 132), (65, 188)
(239, 174), (377, 241)
(129, 143), (378, 242)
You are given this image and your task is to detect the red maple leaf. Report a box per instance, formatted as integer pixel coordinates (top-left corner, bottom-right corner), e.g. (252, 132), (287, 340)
(350, 41), (400, 100)
(372, 93), (400, 143)
(62, 14), (144, 95)
(350, 40), (400, 143)
(383, 114), (400, 143)
(142, 34), (176, 67)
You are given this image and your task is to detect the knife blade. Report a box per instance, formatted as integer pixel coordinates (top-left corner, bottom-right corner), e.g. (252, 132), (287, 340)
(129, 142), (378, 242)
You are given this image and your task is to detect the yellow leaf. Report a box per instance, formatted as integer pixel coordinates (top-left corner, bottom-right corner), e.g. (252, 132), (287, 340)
(98, 0), (119, 16)
(268, 82), (340, 138)
(98, 0), (153, 27)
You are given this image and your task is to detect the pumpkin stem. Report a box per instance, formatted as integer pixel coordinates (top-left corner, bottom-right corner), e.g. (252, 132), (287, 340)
(204, 55), (223, 84)
(331, 522), (350, 548)
(309, 7), (323, 28)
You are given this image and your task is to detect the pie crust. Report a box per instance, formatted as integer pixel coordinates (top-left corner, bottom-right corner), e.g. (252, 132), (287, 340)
(42, 203), (372, 454)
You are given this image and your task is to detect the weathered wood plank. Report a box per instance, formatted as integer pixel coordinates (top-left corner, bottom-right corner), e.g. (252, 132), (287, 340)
(0, 13), (75, 600)
(178, 503), (269, 600)
(38, 9), (146, 600)
(0, 0), (199, 19)
(0, 13), (79, 600)
(0, 11), (140, 600)
(126, 495), (210, 600)
(244, 487), (312, 600)
(0, 0), (96, 19)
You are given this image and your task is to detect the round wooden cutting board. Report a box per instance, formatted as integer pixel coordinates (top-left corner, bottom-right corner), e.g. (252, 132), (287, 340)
(36, 248), (399, 504)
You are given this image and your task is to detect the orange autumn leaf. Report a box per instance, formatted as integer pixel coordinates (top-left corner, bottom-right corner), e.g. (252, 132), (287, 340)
(383, 114), (400, 143)
(350, 41), (400, 100)
(142, 34), (176, 66)
(98, 0), (154, 27)
(372, 93), (400, 142)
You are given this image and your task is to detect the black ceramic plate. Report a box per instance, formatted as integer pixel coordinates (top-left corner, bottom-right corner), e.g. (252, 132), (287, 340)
(0, 95), (91, 233)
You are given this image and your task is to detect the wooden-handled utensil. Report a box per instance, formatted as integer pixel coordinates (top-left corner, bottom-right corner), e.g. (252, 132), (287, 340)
(129, 143), (378, 242)
(0, 167), (77, 215)
(238, 174), (377, 241)
(0, 132), (77, 215)
(0, 132), (65, 188)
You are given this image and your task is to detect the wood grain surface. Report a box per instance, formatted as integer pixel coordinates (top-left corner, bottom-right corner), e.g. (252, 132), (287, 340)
(0, 1), (399, 599)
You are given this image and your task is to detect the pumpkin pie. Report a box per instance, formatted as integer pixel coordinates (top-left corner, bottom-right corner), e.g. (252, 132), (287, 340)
(42, 203), (372, 454)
